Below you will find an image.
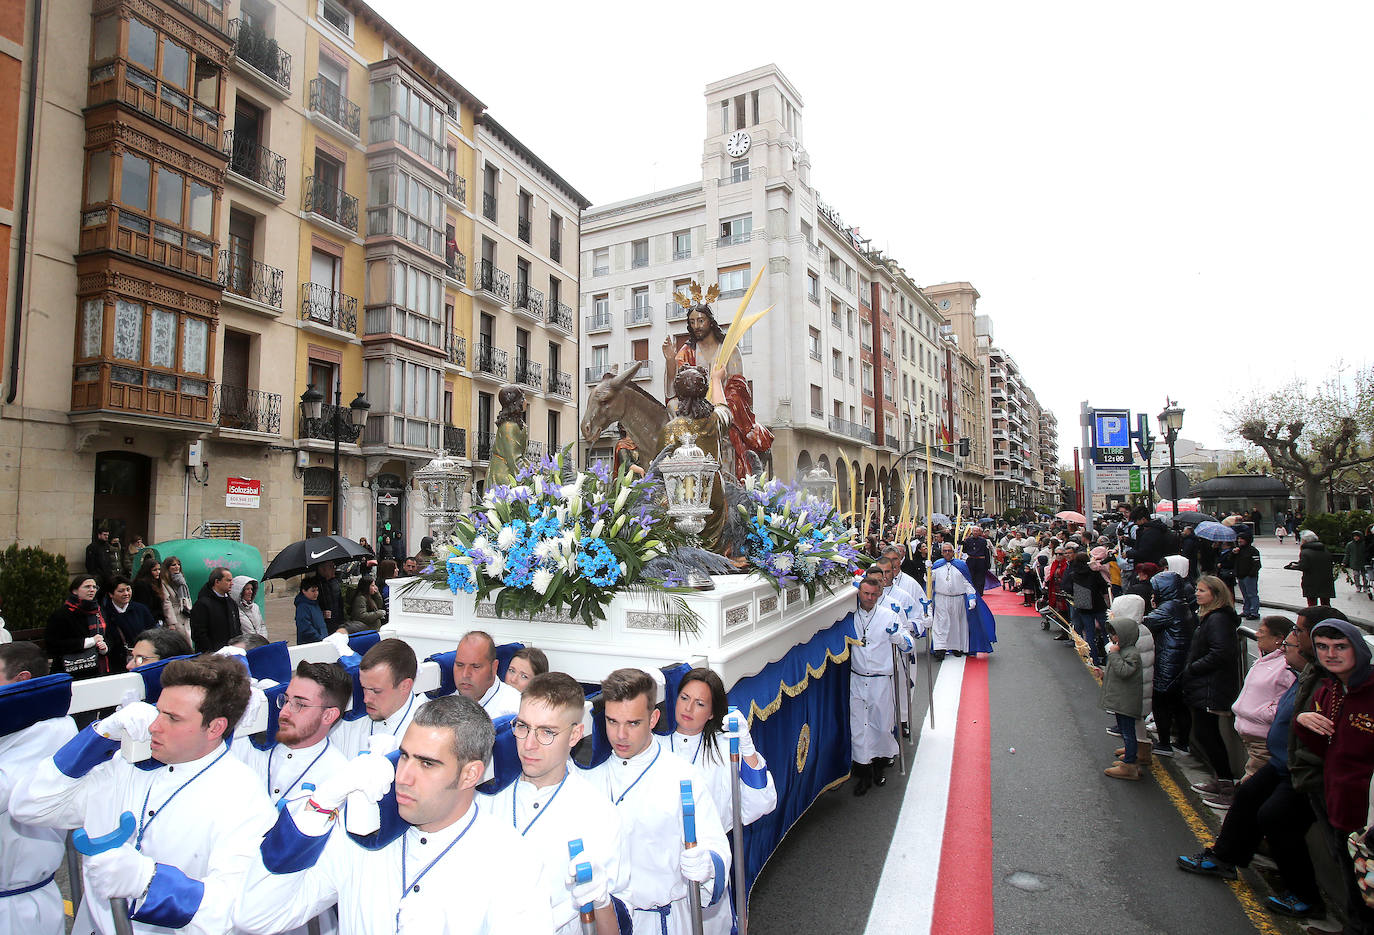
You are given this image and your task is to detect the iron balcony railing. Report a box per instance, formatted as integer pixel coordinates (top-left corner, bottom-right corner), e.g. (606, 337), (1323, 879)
(223, 131), (286, 196)
(515, 283), (544, 318)
(446, 170), (466, 203)
(626, 305), (653, 326)
(299, 402), (363, 442)
(527, 441), (544, 459)
(547, 302), (574, 333)
(214, 384), (282, 434)
(218, 250), (284, 308)
(308, 77), (360, 136)
(514, 357), (542, 390)
(479, 259), (511, 302)
(443, 424), (466, 457)
(585, 312), (611, 333)
(475, 430), (494, 461)
(673, 248), (692, 261)
(299, 282), (358, 332)
(828, 417), (872, 443)
(719, 169), (751, 185)
(585, 365), (610, 383)
(548, 370), (572, 398)
(445, 250), (466, 285)
(228, 19), (292, 91)
(446, 334), (466, 367)
(718, 231), (750, 247)
(518, 217), (531, 243)
(302, 175), (358, 231)
(622, 360), (653, 380)
(482, 192), (496, 221)
(474, 343), (508, 379)
(631, 254), (649, 269)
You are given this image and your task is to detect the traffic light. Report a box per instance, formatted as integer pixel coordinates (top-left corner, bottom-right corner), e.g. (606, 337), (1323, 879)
(959, 437), (970, 457)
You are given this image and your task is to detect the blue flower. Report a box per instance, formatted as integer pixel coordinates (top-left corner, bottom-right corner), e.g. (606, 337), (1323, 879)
(447, 560), (477, 594)
(577, 536), (620, 587)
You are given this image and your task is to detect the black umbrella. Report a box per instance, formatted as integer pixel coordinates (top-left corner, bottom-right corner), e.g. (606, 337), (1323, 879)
(1174, 511), (1217, 526)
(263, 535), (373, 580)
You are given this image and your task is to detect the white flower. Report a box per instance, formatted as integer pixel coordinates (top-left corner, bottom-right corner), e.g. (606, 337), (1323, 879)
(769, 512), (786, 526)
(472, 535), (490, 554)
(613, 484), (632, 512)
(496, 525), (518, 550)
(773, 554), (794, 573)
(590, 519), (604, 539)
(533, 476), (544, 496)
(484, 554), (505, 578)
(532, 567), (554, 595)
(534, 538), (558, 561)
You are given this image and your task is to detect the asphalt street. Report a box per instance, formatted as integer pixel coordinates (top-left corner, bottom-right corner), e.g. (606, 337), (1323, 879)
(749, 603), (1310, 935)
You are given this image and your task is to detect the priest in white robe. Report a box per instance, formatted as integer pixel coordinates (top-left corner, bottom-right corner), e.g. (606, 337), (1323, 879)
(850, 574), (916, 796)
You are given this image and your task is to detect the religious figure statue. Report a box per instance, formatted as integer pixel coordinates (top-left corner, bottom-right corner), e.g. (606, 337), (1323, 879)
(488, 384), (527, 487)
(662, 282), (774, 479)
(656, 363), (729, 550)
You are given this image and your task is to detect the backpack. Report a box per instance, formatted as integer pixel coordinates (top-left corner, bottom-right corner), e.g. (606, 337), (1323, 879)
(1073, 581), (1095, 611)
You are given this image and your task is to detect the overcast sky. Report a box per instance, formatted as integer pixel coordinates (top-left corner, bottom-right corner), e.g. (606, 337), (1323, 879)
(372, 0), (1373, 460)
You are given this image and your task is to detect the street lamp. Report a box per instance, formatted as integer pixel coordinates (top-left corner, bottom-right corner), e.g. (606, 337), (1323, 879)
(1157, 399), (1184, 525)
(299, 382), (370, 536)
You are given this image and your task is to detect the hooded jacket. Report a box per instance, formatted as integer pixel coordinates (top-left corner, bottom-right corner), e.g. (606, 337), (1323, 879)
(230, 575), (266, 638)
(1181, 603), (1241, 712)
(1233, 645), (1297, 737)
(1294, 620), (1374, 830)
(294, 589), (328, 644)
(1099, 600), (1144, 718)
(1143, 572), (1192, 692)
(1126, 518), (1172, 565)
(1296, 539), (1336, 599)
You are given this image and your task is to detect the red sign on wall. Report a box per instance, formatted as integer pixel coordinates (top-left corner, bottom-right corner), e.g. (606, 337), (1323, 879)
(226, 477), (261, 509)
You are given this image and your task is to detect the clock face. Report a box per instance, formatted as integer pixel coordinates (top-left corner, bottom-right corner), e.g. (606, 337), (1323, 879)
(939, 299), (951, 310)
(726, 130), (751, 158)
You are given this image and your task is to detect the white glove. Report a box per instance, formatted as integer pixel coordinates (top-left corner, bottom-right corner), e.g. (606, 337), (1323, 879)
(215, 645), (247, 658)
(396, 898), (444, 932)
(310, 752), (395, 812)
(323, 631), (353, 658)
(97, 701), (158, 744)
(967, 596), (978, 611)
(723, 706), (756, 759)
(235, 686), (268, 738)
(566, 855), (611, 910)
(365, 733), (399, 757)
(680, 845), (714, 884)
(86, 843), (155, 901)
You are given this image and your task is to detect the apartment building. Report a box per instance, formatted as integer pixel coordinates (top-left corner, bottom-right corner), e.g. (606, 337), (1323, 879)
(469, 113), (587, 495)
(2, 0), (579, 562)
(579, 64), (911, 514)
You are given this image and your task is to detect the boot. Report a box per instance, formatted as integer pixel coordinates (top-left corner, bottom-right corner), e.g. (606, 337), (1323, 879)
(872, 757), (888, 787)
(1114, 742), (1152, 766)
(1104, 762), (1143, 781)
(851, 761), (872, 797)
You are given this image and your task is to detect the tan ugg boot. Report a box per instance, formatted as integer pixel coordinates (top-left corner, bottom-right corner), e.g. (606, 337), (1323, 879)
(1104, 762), (1143, 781)
(1114, 742), (1152, 766)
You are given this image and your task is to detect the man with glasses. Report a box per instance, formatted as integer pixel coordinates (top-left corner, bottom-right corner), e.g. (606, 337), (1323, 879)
(1295, 619), (1374, 933)
(479, 672), (627, 934)
(335, 639), (419, 757)
(234, 661), (350, 807)
(1178, 621), (1327, 919)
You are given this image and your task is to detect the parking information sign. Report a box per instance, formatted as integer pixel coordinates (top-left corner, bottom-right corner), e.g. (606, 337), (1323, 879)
(1092, 409), (1131, 464)
(1095, 467), (1143, 494)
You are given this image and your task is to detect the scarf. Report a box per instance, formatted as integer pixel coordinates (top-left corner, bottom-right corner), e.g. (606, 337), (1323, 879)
(66, 597), (110, 674)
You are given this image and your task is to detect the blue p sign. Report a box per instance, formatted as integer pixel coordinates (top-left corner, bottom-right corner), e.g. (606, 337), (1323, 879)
(1094, 411), (1130, 449)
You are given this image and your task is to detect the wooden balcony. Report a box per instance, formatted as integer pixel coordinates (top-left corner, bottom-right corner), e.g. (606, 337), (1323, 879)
(71, 361), (212, 423)
(79, 206), (217, 282)
(88, 59), (221, 150)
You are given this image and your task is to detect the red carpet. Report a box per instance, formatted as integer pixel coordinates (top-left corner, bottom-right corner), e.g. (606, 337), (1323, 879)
(979, 585), (1042, 617)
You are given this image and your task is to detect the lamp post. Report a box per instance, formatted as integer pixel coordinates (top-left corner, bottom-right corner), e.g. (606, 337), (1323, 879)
(1157, 399), (1184, 525)
(300, 382), (370, 536)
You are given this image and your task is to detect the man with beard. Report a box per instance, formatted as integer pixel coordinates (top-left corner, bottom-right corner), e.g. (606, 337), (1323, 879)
(662, 285), (773, 479)
(234, 661), (349, 807)
(656, 363), (730, 551)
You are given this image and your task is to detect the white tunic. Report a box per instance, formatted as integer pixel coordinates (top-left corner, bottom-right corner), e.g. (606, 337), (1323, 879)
(11, 736), (276, 935)
(0, 716), (76, 935)
(930, 562), (976, 652)
(237, 801), (550, 935)
(850, 604), (913, 763)
(661, 733), (777, 935)
(233, 734), (348, 808)
(478, 765), (628, 935)
(585, 742), (732, 935)
(476, 680), (521, 721)
(333, 693), (421, 757)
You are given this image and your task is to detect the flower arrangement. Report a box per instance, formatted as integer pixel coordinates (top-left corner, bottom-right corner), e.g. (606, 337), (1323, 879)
(737, 474), (869, 600)
(435, 447), (694, 628)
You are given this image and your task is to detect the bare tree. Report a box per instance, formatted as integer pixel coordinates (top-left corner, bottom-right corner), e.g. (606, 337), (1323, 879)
(1225, 364), (1374, 512)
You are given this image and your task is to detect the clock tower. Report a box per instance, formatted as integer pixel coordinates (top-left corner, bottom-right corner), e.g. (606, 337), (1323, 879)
(702, 65), (807, 186)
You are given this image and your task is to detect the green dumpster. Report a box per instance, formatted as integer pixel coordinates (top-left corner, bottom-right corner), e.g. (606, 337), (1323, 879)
(146, 539), (265, 612)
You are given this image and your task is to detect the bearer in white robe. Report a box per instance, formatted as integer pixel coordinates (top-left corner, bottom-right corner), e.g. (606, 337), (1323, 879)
(850, 574), (916, 796)
(587, 668), (731, 935)
(930, 542), (977, 657)
(236, 694), (549, 935)
(664, 668), (777, 935)
(877, 553), (927, 732)
(454, 631), (522, 720)
(11, 655), (276, 935)
(233, 660), (349, 807)
(0, 643), (77, 935)
(478, 672), (626, 935)
(334, 638), (421, 757)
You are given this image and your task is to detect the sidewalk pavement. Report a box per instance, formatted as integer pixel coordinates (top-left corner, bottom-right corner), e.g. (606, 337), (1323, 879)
(1255, 536), (1373, 627)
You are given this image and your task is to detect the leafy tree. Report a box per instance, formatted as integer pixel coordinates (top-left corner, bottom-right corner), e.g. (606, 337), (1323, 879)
(1225, 364), (1374, 512)
(0, 544), (70, 633)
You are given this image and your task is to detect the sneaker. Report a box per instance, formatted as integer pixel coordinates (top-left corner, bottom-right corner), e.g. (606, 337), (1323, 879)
(1202, 793), (1233, 810)
(1154, 744), (1176, 757)
(1174, 744), (1192, 757)
(1177, 848), (1237, 879)
(1106, 725), (1123, 737)
(1266, 892), (1324, 919)
(1191, 778), (1223, 795)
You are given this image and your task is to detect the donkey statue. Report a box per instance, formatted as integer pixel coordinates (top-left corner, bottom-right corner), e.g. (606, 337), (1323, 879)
(579, 361), (670, 463)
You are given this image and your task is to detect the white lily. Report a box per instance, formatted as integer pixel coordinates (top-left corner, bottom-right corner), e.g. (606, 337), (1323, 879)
(614, 484), (632, 512)
(610, 515), (627, 537)
(590, 519), (605, 539)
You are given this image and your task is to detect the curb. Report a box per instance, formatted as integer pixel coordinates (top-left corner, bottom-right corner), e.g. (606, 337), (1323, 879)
(1263, 599), (1374, 629)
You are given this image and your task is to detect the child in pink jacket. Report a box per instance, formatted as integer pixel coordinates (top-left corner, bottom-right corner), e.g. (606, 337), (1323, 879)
(1231, 615), (1297, 778)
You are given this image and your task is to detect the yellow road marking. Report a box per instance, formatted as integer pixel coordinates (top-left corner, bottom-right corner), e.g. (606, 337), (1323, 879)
(65, 898), (73, 917)
(1067, 622), (1285, 935)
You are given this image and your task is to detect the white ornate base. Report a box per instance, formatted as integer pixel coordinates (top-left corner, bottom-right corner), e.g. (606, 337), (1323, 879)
(384, 575), (856, 689)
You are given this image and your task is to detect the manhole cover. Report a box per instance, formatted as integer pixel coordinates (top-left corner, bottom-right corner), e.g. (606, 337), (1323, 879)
(1005, 871), (1049, 892)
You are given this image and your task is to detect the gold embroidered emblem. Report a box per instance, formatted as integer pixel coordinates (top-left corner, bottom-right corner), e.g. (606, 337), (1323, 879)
(796, 723), (811, 773)
(1349, 712), (1374, 734)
